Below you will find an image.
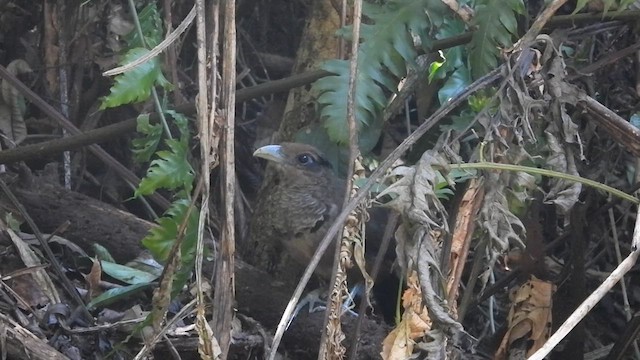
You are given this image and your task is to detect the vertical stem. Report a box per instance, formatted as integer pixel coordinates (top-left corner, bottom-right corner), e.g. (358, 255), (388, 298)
(194, 0), (213, 357)
(319, 0), (362, 357)
(213, 0), (236, 357)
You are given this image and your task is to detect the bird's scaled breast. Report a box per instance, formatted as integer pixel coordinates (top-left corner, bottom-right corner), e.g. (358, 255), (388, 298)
(247, 142), (346, 281)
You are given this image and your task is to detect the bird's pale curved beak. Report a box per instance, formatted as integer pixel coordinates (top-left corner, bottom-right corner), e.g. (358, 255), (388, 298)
(253, 145), (285, 163)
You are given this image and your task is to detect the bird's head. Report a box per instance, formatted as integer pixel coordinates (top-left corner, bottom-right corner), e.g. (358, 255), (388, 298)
(253, 142), (341, 193)
(253, 142), (334, 174)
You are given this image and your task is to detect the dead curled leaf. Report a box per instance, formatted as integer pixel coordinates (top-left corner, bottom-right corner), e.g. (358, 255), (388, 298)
(377, 150), (450, 274)
(377, 149), (462, 356)
(495, 276), (555, 360)
(476, 168), (529, 289)
(377, 150), (449, 230)
(476, 35), (583, 258)
(381, 271), (432, 360)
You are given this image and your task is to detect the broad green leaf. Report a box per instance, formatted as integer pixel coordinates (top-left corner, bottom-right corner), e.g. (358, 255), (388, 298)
(87, 282), (153, 310)
(100, 260), (159, 285)
(92, 244), (116, 263)
(132, 110), (190, 164)
(165, 110), (189, 139)
(438, 66), (471, 105)
(142, 199), (198, 262)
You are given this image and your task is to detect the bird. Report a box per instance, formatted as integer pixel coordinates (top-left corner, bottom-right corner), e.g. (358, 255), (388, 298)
(247, 142), (401, 324)
(246, 142), (345, 283)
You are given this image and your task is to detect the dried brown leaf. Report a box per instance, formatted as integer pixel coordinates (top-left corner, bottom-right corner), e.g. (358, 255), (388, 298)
(87, 258), (103, 300)
(381, 271), (431, 360)
(495, 276), (555, 359)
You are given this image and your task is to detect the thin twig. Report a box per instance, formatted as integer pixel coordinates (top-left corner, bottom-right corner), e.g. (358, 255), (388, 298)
(607, 206), (640, 359)
(318, 0), (362, 357)
(511, 0), (570, 52)
(103, 5), (196, 76)
(133, 299), (196, 359)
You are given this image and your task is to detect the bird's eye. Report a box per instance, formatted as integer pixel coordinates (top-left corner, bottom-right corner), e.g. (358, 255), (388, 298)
(297, 153), (314, 165)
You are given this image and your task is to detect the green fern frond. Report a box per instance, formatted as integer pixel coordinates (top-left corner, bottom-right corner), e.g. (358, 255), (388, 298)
(135, 137), (194, 197)
(141, 198), (199, 294)
(468, 0), (524, 79)
(312, 0), (447, 152)
(142, 199), (197, 261)
(134, 111), (194, 197)
(100, 48), (172, 109)
(125, 3), (163, 48)
(132, 110), (188, 163)
(132, 114), (163, 163)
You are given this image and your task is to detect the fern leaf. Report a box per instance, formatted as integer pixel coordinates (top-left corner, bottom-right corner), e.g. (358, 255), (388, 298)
(165, 109), (190, 141)
(141, 199), (199, 294)
(132, 114), (163, 163)
(135, 137), (194, 196)
(312, 0), (447, 151)
(142, 199), (198, 261)
(100, 48), (172, 109)
(125, 3), (163, 48)
(468, 0), (524, 79)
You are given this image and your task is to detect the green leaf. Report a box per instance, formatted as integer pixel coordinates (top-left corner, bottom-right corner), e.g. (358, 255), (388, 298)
(468, 0), (523, 79)
(4, 213), (21, 232)
(125, 3), (163, 48)
(100, 260), (159, 285)
(141, 199), (200, 294)
(132, 110), (190, 164)
(100, 47), (172, 109)
(142, 199), (198, 261)
(165, 109), (189, 140)
(87, 282), (153, 310)
(428, 51), (446, 83)
(135, 137), (194, 196)
(92, 244), (116, 263)
(438, 65), (470, 105)
(313, 0), (447, 152)
(132, 113), (163, 163)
